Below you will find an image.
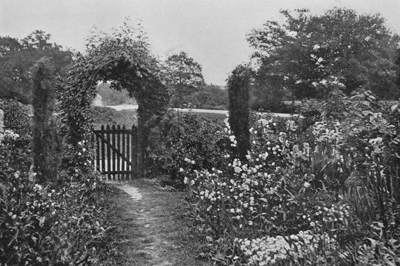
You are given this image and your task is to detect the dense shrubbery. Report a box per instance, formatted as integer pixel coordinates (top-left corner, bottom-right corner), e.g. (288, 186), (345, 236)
(147, 110), (229, 186)
(0, 99), (31, 136)
(176, 89), (400, 265)
(0, 101), (114, 265)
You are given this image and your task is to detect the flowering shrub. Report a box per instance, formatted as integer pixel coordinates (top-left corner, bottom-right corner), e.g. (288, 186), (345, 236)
(182, 91), (400, 265)
(235, 230), (338, 265)
(0, 129), (32, 177)
(185, 114), (314, 237)
(1, 126), (113, 265)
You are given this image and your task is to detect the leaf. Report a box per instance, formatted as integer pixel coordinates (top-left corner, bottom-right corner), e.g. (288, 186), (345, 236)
(362, 110), (373, 116)
(260, 198), (269, 204)
(212, 252), (226, 262)
(391, 104), (398, 112)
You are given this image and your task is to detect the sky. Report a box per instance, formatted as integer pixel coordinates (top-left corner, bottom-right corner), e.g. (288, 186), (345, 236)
(1, 0), (400, 85)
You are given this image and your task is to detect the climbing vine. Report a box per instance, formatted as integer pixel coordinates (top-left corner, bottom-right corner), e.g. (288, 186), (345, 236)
(59, 21), (170, 176)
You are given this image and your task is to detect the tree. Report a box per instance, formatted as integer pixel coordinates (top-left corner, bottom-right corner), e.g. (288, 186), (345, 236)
(228, 65), (251, 161)
(188, 84), (228, 110)
(163, 51), (205, 107)
(247, 8), (400, 103)
(0, 30), (73, 104)
(31, 57), (61, 183)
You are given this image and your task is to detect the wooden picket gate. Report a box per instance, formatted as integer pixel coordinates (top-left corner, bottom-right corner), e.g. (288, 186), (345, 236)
(92, 125), (138, 181)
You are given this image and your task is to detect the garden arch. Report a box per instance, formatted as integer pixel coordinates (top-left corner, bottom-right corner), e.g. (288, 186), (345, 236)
(59, 34), (170, 178)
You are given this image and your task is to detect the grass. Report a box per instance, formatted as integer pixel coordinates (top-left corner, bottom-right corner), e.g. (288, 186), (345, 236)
(100, 179), (213, 266)
(91, 107), (228, 129)
(91, 106), (137, 129)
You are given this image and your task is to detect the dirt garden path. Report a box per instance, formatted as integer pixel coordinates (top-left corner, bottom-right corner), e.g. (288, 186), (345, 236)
(104, 179), (212, 266)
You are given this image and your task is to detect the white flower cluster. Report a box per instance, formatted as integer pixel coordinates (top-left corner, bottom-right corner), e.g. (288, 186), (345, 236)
(302, 203), (350, 230)
(1, 129), (20, 141)
(236, 236), (289, 265)
(183, 157), (196, 165)
(291, 142), (311, 160)
(286, 120), (298, 132)
(236, 231), (338, 265)
(33, 184), (43, 191)
(313, 121), (343, 145)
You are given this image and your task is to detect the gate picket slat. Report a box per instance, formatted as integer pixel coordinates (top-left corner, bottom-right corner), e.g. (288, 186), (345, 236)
(117, 125), (121, 181)
(132, 126), (137, 178)
(122, 125), (126, 181)
(106, 125), (111, 180)
(112, 125), (116, 181)
(126, 127), (130, 178)
(101, 125), (105, 174)
(96, 133), (100, 172)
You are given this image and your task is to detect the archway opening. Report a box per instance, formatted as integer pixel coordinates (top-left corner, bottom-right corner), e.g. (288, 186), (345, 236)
(59, 24), (170, 178)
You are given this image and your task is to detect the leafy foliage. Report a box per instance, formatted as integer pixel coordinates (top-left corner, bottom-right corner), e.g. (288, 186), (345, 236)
(187, 84), (228, 110)
(148, 110), (229, 187)
(0, 99), (116, 265)
(180, 89), (400, 265)
(59, 20), (170, 176)
(163, 51), (205, 108)
(0, 31), (73, 104)
(31, 58), (61, 183)
(0, 99), (31, 136)
(0, 142), (113, 265)
(247, 8), (400, 107)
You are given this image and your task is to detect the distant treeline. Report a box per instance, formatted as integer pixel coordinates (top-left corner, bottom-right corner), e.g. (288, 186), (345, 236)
(96, 83), (136, 106)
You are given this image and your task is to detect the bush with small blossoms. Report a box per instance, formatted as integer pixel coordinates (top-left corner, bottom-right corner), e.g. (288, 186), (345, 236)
(1, 122), (115, 265)
(234, 230), (339, 265)
(183, 91), (400, 265)
(184, 116), (325, 251)
(0, 129), (32, 181)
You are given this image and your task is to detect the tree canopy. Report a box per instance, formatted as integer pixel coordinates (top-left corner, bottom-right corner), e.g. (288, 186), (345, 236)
(0, 30), (73, 104)
(187, 84), (228, 110)
(163, 51), (205, 107)
(247, 8), (400, 104)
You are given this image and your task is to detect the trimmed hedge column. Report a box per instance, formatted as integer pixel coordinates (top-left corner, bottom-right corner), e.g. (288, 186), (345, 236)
(31, 57), (61, 183)
(227, 64), (251, 161)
